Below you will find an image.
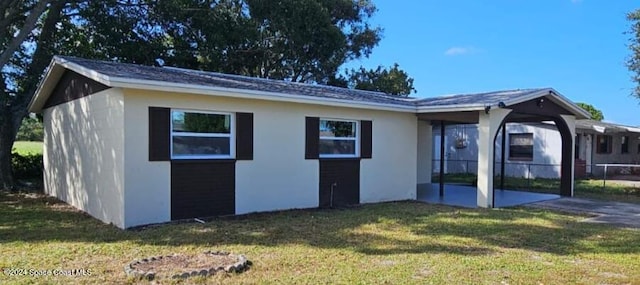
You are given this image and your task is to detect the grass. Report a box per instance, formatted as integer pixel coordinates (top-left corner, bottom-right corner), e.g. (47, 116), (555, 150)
(434, 173), (640, 203)
(1, 191), (639, 284)
(12, 141), (43, 155)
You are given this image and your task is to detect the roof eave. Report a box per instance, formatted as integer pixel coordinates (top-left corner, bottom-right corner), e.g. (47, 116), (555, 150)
(27, 59), (62, 113)
(416, 104), (485, 113)
(109, 77), (418, 113)
(499, 88), (591, 119)
(28, 56), (115, 113)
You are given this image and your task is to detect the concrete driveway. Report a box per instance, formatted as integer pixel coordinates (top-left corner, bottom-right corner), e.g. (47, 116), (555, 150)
(528, 198), (640, 229)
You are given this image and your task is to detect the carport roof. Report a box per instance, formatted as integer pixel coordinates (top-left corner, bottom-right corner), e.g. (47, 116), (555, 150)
(28, 56), (590, 119)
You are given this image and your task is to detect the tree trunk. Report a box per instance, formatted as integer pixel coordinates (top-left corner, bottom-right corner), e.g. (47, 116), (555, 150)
(0, 107), (19, 190)
(0, 0), (64, 190)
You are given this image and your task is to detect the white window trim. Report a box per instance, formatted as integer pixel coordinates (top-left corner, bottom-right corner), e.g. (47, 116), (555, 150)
(319, 118), (359, 158)
(170, 109), (235, 160)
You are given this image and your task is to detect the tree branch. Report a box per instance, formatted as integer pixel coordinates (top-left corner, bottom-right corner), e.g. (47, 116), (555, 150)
(0, 0), (52, 69)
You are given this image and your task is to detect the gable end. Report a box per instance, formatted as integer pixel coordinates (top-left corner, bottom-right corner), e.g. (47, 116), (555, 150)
(43, 70), (109, 109)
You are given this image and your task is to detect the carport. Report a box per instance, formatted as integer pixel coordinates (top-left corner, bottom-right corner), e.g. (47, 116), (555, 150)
(415, 88), (591, 208)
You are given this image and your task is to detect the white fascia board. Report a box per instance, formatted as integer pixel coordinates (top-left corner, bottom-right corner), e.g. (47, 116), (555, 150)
(416, 105), (484, 113)
(108, 77), (418, 113)
(27, 60), (60, 113)
(53, 57), (113, 85)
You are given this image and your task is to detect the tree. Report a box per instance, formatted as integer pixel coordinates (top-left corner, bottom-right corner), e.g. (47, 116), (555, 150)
(1, 0), (168, 189)
(1, 0), (412, 189)
(16, 116), (43, 141)
(576, 102), (604, 121)
(151, 0), (381, 84)
(341, 63), (416, 96)
(627, 9), (640, 99)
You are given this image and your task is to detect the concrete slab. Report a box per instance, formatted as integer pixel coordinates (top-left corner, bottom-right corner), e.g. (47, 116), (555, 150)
(417, 183), (560, 208)
(528, 198), (640, 229)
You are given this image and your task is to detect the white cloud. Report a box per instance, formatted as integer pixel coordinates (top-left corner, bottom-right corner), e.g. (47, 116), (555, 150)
(444, 46), (480, 56)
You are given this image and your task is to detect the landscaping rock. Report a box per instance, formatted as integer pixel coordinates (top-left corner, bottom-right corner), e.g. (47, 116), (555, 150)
(124, 250), (252, 281)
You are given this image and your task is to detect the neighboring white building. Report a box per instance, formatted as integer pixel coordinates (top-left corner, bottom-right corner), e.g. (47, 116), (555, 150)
(435, 123), (563, 178)
(28, 56), (589, 228)
(575, 120), (640, 176)
(438, 120), (640, 179)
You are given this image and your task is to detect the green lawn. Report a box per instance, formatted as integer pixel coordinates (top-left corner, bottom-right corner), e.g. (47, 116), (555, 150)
(434, 173), (640, 203)
(12, 141), (43, 155)
(0, 192), (639, 284)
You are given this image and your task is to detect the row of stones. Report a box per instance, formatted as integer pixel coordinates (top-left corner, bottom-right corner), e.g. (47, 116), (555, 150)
(124, 251), (251, 281)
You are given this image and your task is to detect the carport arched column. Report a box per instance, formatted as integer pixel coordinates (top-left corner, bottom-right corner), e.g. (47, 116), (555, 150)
(477, 108), (511, 208)
(558, 114), (576, 196)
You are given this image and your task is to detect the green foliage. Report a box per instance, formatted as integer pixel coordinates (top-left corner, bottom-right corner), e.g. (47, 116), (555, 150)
(16, 116), (43, 141)
(576, 102), (604, 121)
(325, 121), (355, 137)
(627, 9), (640, 99)
(150, 0), (381, 83)
(342, 63), (416, 96)
(182, 112), (230, 133)
(11, 152), (43, 180)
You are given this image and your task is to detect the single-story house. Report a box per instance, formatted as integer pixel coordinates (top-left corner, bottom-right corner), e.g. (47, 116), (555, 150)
(575, 120), (640, 176)
(436, 120), (640, 178)
(28, 56), (590, 229)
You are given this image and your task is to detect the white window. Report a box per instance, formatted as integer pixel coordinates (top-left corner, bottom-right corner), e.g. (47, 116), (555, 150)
(171, 110), (234, 159)
(319, 119), (358, 158)
(509, 133), (533, 160)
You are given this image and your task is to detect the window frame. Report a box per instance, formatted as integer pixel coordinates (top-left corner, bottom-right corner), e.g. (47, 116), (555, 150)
(508, 133), (534, 161)
(318, 118), (359, 158)
(596, 135), (612, 154)
(170, 109), (235, 160)
(621, 135), (630, 154)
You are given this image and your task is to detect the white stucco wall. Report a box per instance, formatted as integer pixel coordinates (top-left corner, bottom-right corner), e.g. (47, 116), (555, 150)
(122, 90), (418, 225)
(122, 93), (171, 228)
(416, 120), (433, 184)
(359, 108), (417, 203)
(43, 88), (125, 228)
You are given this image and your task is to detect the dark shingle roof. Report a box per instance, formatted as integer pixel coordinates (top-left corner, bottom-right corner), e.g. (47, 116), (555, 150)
(58, 56), (417, 106)
(414, 89), (548, 107)
(53, 56), (568, 114)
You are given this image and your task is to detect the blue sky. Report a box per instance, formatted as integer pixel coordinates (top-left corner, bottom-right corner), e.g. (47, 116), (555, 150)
(344, 0), (640, 125)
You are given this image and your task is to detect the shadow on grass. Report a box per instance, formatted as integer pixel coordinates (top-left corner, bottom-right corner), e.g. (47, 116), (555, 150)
(1, 191), (639, 256)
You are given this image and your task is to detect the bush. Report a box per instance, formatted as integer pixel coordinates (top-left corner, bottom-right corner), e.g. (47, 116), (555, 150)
(11, 152), (43, 180)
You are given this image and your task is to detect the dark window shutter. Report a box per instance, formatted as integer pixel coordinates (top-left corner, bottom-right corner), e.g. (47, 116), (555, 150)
(236, 112), (254, 160)
(305, 117), (319, 159)
(149, 107), (170, 161)
(361, 120), (372, 159)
